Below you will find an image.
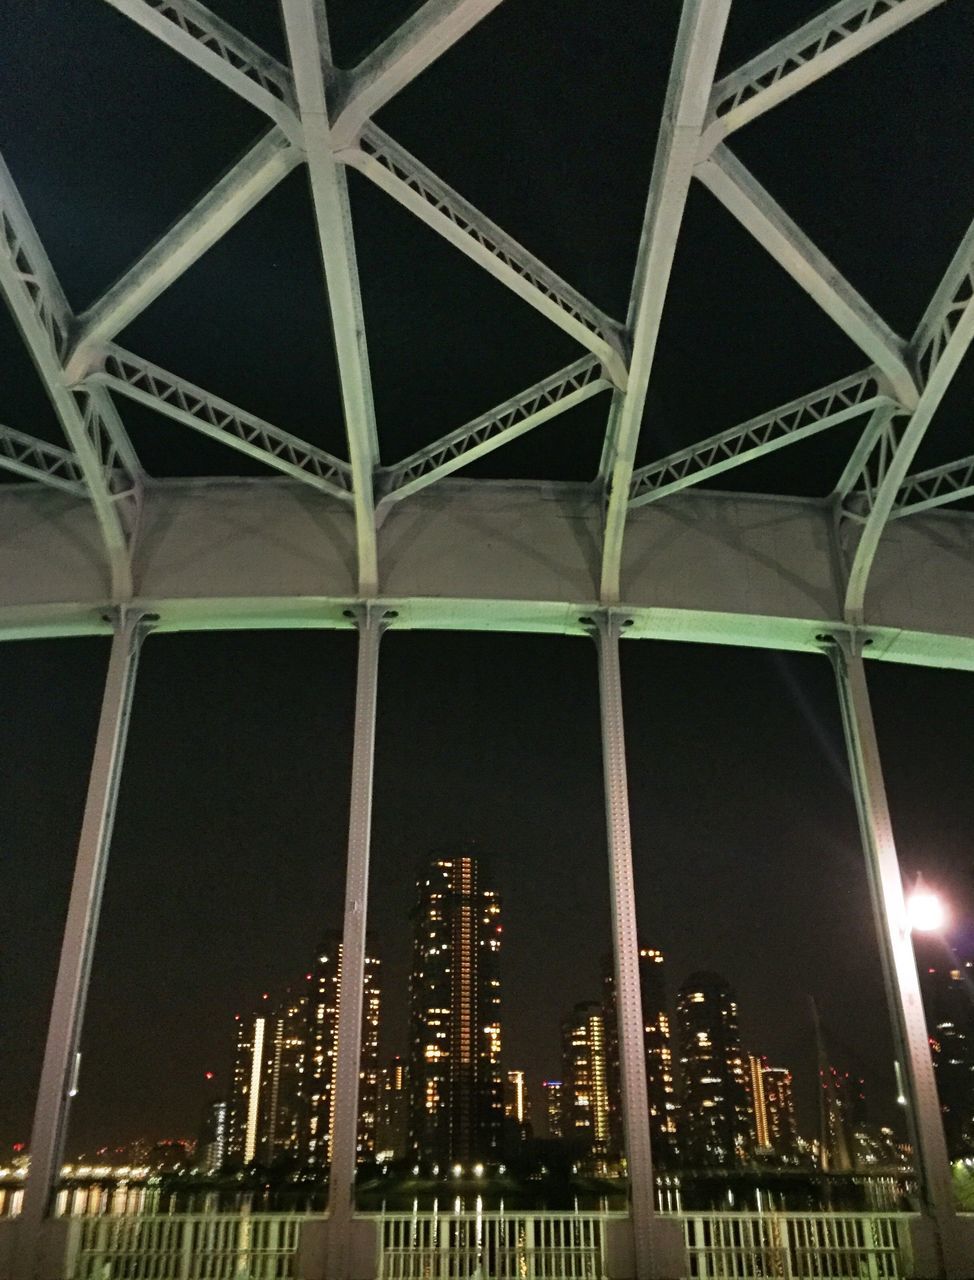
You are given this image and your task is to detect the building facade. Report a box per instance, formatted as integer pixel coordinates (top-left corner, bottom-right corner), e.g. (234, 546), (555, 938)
(407, 854), (503, 1165)
(602, 947), (678, 1167)
(918, 951), (974, 1159)
(676, 971), (751, 1167)
(748, 1055), (797, 1160)
(306, 931), (382, 1167)
(561, 1001), (610, 1161)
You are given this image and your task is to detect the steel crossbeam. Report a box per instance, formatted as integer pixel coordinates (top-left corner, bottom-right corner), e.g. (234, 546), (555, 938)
(101, 0), (301, 142)
(90, 347), (352, 497)
(701, 0), (946, 155)
(343, 126), (628, 389)
(599, 0), (731, 603)
(0, 153), (140, 598)
(66, 131), (301, 380)
(629, 369), (890, 507)
(696, 146), (918, 407)
(283, 0), (381, 595)
(890, 453), (974, 519)
(379, 357), (609, 503)
(330, 0), (506, 148)
(842, 216), (974, 619)
(0, 423), (87, 495)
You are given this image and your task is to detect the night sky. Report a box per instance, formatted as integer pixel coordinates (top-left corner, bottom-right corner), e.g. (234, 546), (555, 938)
(1, 0), (974, 1158)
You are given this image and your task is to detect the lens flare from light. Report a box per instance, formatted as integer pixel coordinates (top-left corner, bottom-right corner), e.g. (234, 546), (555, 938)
(907, 889), (947, 933)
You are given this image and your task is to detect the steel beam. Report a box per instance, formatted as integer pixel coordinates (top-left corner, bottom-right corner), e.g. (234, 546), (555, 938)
(890, 452), (974, 518)
(66, 131), (301, 380)
(843, 215), (974, 621)
(102, 0), (300, 142)
(16, 613), (148, 1280)
(593, 614), (656, 1280)
(326, 610), (384, 1277)
(283, 0), (380, 595)
(0, 424), (87, 495)
(830, 637), (967, 1278)
(629, 368), (890, 507)
(342, 125), (628, 388)
(90, 346), (352, 497)
(600, 0), (731, 603)
(378, 356), (608, 503)
(330, 0), (506, 148)
(702, 0), (946, 155)
(0, 153), (140, 598)
(696, 145), (918, 408)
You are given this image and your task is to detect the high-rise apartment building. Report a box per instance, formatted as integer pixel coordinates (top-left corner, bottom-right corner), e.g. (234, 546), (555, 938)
(408, 854), (503, 1165)
(262, 991), (307, 1163)
(542, 1081), (564, 1139)
(748, 1055), (797, 1160)
(226, 1012), (267, 1165)
(197, 1100), (227, 1173)
(602, 947), (678, 1166)
(306, 931), (382, 1166)
(561, 1002), (610, 1157)
(917, 952), (974, 1159)
(676, 971), (751, 1167)
(376, 1056), (410, 1161)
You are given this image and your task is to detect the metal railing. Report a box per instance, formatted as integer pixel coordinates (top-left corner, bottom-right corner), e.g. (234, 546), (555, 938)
(69, 1213), (302, 1280)
(374, 1210), (613, 1280)
(53, 1207), (921, 1280)
(679, 1211), (913, 1280)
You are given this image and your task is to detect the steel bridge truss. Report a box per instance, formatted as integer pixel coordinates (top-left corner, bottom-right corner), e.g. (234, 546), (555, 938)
(0, 0), (967, 619)
(5, 7), (974, 1280)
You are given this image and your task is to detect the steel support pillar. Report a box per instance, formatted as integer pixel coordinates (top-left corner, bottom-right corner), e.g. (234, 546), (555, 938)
(16, 610), (148, 1280)
(326, 609), (384, 1279)
(830, 638), (965, 1278)
(593, 614), (658, 1280)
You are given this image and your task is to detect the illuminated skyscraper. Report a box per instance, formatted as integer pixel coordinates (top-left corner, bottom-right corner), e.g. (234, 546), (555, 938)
(408, 854), (503, 1165)
(306, 932), (382, 1166)
(226, 1012), (267, 1165)
(376, 1056), (410, 1161)
(562, 1002), (610, 1157)
(602, 947), (678, 1166)
(917, 952), (974, 1159)
(748, 1055), (797, 1160)
(676, 971), (751, 1167)
(542, 1081), (564, 1139)
(197, 1100), (227, 1173)
(262, 991), (307, 1162)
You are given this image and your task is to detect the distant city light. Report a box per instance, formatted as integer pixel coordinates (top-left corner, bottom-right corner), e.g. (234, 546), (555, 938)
(907, 884), (947, 933)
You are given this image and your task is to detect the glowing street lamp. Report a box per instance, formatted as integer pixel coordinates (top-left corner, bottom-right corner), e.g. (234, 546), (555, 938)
(906, 875), (948, 934)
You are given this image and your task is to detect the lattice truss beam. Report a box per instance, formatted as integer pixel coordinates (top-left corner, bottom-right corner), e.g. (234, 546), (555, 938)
(0, 0), (965, 610)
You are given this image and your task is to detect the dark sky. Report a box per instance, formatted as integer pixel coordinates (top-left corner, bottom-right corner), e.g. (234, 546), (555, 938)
(1, 0), (973, 1157)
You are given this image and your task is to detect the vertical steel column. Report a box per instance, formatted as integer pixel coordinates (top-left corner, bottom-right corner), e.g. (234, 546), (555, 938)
(17, 610), (148, 1277)
(327, 609), (384, 1278)
(594, 613), (656, 1280)
(831, 637), (963, 1278)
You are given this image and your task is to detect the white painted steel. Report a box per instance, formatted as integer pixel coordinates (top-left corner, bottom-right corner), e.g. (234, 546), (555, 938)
(283, 0), (380, 596)
(375, 1210), (613, 1280)
(679, 1211), (913, 1280)
(378, 357), (609, 503)
(0, 154), (140, 599)
(330, 0), (506, 148)
(66, 132), (302, 379)
(695, 146), (918, 409)
(16, 615), (147, 1280)
(343, 126), (628, 390)
(702, 0), (947, 154)
(326, 611), (384, 1276)
(0, 425), (86, 496)
(629, 368), (890, 507)
(595, 616), (656, 1280)
(831, 641), (966, 1277)
(101, 1), (301, 142)
(599, 0), (731, 604)
(67, 1213), (302, 1280)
